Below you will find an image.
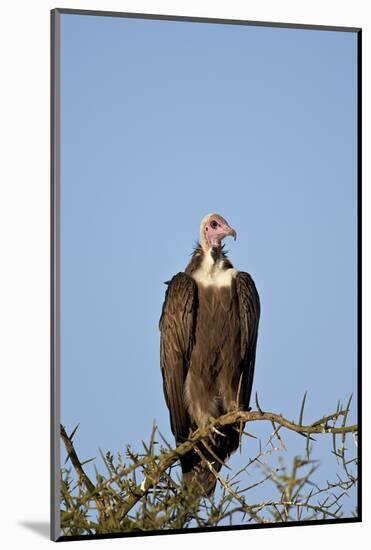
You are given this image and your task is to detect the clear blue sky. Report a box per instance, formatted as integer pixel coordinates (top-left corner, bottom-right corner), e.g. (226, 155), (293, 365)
(60, 13), (358, 519)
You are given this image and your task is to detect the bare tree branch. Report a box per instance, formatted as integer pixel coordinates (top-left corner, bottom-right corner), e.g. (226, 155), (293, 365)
(59, 399), (358, 535)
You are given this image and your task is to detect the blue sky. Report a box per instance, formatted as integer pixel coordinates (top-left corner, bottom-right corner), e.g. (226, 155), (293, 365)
(60, 13), (358, 519)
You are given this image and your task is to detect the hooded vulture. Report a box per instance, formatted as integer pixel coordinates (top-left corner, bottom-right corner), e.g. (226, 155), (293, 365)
(159, 213), (260, 496)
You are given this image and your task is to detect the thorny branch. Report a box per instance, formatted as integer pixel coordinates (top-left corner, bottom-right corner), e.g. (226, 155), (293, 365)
(60, 394), (358, 535)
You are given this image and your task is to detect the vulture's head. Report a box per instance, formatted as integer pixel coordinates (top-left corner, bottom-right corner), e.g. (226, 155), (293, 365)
(199, 213), (236, 250)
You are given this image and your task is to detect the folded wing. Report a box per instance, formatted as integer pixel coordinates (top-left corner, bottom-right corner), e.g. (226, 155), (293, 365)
(159, 272), (197, 441)
(235, 271), (261, 410)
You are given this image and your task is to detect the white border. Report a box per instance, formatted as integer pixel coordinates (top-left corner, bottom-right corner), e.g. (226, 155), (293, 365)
(0, 1), (368, 548)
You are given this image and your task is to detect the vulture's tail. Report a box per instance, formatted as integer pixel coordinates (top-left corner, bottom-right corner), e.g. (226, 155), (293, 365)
(180, 423), (242, 497)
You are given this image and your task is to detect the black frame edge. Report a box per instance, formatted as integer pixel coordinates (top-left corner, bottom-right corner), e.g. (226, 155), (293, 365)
(56, 517), (361, 542)
(356, 28), (362, 523)
(53, 7), (361, 33)
(51, 7), (61, 543)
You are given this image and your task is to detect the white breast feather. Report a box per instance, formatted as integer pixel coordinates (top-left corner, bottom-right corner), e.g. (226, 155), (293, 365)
(192, 250), (237, 288)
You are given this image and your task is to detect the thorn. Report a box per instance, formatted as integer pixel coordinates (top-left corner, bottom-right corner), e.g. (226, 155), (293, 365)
(299, 391), (307, 427)
(212, 427), (227, 437)
(255, 392), (264, 414)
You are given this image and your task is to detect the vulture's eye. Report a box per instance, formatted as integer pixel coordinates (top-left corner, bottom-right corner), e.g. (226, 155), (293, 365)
(210, 220), (218, 229)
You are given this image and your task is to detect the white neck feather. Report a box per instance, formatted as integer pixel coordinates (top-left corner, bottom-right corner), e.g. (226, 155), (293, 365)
(192, 249), (237, 288)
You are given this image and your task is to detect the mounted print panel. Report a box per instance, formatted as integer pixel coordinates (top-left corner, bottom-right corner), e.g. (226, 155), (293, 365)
(51, 8), (361, 542)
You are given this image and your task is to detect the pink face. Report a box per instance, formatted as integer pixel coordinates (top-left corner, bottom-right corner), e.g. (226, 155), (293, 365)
(204, 214), (236, 248)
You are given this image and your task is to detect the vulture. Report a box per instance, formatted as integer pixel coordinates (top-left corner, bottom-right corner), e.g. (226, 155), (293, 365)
(159, 213), (260, 496)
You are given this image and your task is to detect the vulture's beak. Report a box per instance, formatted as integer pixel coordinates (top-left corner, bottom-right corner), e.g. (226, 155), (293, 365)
(226, 227), (237, 241)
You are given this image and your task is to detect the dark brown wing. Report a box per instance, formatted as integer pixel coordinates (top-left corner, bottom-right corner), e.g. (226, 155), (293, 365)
(159, 272), (198, 441)
(235, 271), (260, 410)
